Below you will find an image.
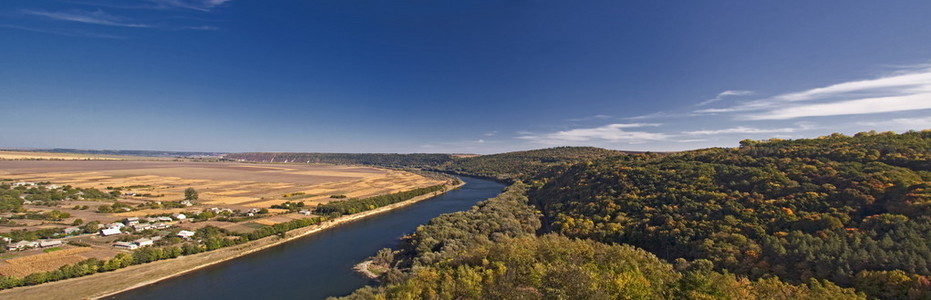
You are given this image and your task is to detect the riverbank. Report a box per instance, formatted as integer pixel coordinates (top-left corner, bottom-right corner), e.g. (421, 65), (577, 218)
(0, 181), (464, 300)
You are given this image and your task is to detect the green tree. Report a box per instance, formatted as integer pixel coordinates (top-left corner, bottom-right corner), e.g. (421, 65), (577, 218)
(184, 187), (198, 201)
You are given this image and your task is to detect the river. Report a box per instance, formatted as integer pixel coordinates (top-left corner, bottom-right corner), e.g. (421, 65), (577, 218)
(107, 176), (505, 300)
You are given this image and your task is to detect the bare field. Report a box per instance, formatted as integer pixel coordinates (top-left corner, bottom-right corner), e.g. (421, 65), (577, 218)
(0, 247), (120, 278)
(0, 160), (443, 212)
(0, 150), (138, 161)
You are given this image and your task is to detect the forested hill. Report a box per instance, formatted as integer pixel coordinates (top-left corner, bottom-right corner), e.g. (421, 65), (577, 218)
(222, 152), (454, 168)
(532, 130), (931, 299)
(436, 146), (629, 181)
(338, 182), (864, 300)
(224, 147), (628, 181)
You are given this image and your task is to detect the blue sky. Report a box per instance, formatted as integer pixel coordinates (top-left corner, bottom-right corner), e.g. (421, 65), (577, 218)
(1, 1), (930, 153)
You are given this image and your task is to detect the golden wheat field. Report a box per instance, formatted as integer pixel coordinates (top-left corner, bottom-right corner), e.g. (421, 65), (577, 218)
(0, 247), (120, 278)
(0, 160), (444, 211)
(0, 150), (137, 161)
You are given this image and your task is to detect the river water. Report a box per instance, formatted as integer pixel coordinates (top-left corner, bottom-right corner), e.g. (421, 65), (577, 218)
(107, 176), (505, 300)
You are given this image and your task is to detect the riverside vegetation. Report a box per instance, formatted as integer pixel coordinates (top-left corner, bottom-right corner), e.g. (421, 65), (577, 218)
(335, 130), (930, 300)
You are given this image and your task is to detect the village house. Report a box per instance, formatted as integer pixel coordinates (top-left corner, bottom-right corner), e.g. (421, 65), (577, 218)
(134, 238), (154, 247)
(157, 216), (173, 222)
(108, 222), (126, 229)
(100, 228), (121, 236)
(38, 239), (62, 248)
(133, 224), (154, 232)
(125, 217), (140, 226)
(113, 241), (138, 250)
(64, 227), (82, 235)
(173, 213), (187, 220)
(299, 209), (313, 216)
(176, 230), (196, 239)
(5, 240), (38, 251)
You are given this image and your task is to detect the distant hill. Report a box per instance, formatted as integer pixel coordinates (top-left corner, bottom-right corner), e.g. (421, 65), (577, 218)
(437, 146), (633, 181)
(222, 147), (632, 181)
(222, 152), (454, 168)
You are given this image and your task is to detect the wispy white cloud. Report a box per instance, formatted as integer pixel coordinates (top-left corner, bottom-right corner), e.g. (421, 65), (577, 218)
(0, 24), (125, 39)
(742, 93), (931, 120)
(23, 9), (152, 28)
(179, 25), (219, 31)
(483, 131), (498, 137)
(858, 116), (931, 129)
(148, 0), (232, 11)
(696, 66), (931, 119)
(518, 123), (668, 145)
(697, 90), (753, 106)
(567, 114), (612, 122)
(683, 126), (799, 135)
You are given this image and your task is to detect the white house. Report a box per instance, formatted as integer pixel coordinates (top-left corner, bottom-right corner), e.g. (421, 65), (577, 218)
(125, 217), (140, 225)
(64, 227), (82, 235)
(39, 240), (62, 248)
(5, 240), (38, 251)
(108, 222), (126, 229)
(100, 228), (122, 236)
(176, 230), (196, 238)
(113, 241), (138, 250)
(173, 213), (187, 220)
(134, 238), (154, 247)
(133, 224), (154, 232)
(299, 210), (313, 216)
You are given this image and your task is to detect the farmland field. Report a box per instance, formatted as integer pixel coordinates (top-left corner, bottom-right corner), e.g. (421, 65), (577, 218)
(0, 159), (445, 277)
(0, 150), (135, 161)
(0, 160), (442, 210)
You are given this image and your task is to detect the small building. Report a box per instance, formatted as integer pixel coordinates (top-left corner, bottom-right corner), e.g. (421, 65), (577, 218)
(38, 240), (63, 248)
(157, 216), (173, 222)
(113, 241), (138, 250)
(108, 222), (126, 229)
(176, 230), (196, 239)
(5, 240), (38, 251)
(64, 227), (83, 235)
(124, 217), (140, 225)
(134, 238), (154, 247)
(100, 228), (122, 236)
(133, 224), (154, 232)
(173, 213), (187, 220)
(180, 200), (194, 207)
(299, 210), (313, 216)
